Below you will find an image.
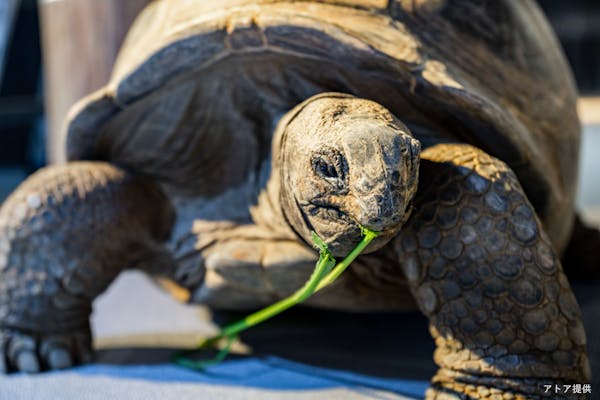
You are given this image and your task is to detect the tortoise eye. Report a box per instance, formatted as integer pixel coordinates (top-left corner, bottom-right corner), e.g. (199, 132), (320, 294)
(314, 158), (338, 179)
(311, 150), (346, 184)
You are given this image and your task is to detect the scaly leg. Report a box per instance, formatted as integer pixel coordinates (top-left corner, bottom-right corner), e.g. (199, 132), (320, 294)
(394, 144), (590, 399)
(0, 162), (174, 372)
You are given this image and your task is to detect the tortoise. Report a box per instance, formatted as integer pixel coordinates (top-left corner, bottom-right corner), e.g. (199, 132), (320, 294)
(0, 0), (593, 398)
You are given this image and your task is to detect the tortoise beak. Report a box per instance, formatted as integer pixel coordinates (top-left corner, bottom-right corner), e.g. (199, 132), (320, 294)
(355, 192), (406, 233)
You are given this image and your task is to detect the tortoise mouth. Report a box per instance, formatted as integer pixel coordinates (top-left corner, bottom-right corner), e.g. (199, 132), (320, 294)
(301, 200), (404, 256)
(305, 200), (354, 225)
(307, 196), (407, 234)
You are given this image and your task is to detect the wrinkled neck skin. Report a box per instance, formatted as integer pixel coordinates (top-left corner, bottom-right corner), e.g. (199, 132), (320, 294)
(253, 93), (421, 258)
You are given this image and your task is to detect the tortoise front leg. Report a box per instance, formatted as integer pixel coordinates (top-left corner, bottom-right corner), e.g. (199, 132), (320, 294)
(394, 144), (590, 399)
(0, 162), (174, 372)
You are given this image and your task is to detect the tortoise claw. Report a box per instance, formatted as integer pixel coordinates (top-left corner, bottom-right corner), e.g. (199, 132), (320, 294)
(45, 348), (73, 370)
(0, 328), (92, 373)
(41, 337), (75, 370)
(16, 351), (40, 373)
(6, 333), (39, 373)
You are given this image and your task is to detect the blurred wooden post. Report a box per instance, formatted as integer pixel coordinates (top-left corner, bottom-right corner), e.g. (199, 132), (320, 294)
(38, 0), (151, 163)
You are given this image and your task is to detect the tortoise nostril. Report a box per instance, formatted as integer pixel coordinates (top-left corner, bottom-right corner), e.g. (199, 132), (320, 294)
(357, 176), (373, 192)
(357, 192), (407, 232)
(359, 213), (387, 231)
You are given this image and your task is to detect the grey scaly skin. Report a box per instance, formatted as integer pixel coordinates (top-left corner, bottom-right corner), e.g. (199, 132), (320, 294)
(0, 95), (590, 399)
(395, 144), (590, 399)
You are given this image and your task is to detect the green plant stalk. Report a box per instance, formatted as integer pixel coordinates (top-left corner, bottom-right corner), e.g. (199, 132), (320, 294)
(217, 227), (377, 340)
(315, 226), (379, 290)
(173, 226), (379, 369)
(216, 247), (336, 339)
(174, 334), (236, 370)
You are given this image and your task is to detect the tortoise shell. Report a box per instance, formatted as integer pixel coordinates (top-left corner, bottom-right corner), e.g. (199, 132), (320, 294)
(64, 0), (579, 250)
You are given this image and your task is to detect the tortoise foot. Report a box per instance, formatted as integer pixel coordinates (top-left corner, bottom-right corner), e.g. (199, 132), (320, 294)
(0, 327), (93, 373)
(426, 371), (589, 400)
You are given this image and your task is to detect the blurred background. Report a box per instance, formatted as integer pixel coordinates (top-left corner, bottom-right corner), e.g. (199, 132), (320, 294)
(0, 0), (599, 387)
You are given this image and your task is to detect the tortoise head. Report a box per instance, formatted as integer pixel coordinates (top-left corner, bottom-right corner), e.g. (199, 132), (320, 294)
(278, 93), (421, 257)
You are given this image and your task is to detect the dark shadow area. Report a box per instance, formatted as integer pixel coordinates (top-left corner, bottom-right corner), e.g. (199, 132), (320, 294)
(216, 308), (437, 381)
(95, 308), (436, 381)
(93, 280), (599, 385)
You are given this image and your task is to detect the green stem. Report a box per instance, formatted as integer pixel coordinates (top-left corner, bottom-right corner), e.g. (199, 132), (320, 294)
(217, 248), (336, 339)
(173, 226), (379, 370)
(316, 226), (378, 290)
(174, 334), (237, 369)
